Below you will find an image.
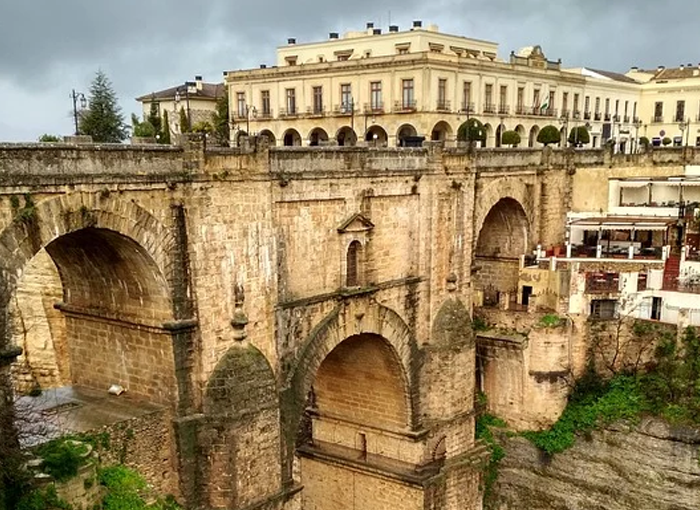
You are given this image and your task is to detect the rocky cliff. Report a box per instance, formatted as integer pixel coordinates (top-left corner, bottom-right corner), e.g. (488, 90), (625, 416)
(495, 417), (700, 510)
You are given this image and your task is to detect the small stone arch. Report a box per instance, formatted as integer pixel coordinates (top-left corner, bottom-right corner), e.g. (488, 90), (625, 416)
(282, 128), (302, 146)
(365, 125), (388, 146)
(474, 178), (535, 252)
(431, 121), (453, 141)
(397, 123), (418, 146)
(259, 129), (276, 146)
(515, 124), (526, 142)
(483, 123), (493, 147)
(336, 126), (357, 146)
(529, 125), (540, 147)
(308, 127), (329, 146)
(495, 123), (506, 147)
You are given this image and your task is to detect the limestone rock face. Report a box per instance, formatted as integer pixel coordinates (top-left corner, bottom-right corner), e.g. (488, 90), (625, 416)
(495, 417), (700, 510)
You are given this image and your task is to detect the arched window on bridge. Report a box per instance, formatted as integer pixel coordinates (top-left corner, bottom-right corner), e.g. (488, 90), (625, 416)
(346, 240), (362, 287)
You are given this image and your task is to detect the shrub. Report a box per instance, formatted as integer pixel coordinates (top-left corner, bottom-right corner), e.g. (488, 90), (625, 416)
(662, 136), (672, 146)
(538, 313), (563, 328)
(568, 126), (590, 146)
(100, 465), (148, 510)
(457, 118), (487, 143)
(16, 486), (70, 510)
(501, 130), (521, 146)
(38, 134), (61, 143)
(191, 121), (214, 134)
(639, 136), (650, 149)
(37, 439), (90, 482)
(537, 125), (561, 146)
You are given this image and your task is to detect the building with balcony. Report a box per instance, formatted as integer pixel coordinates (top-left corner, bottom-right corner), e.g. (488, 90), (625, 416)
(223, 21), (649, 149)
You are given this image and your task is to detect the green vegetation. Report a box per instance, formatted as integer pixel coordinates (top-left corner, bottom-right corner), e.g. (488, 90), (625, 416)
(639, 136), (650, 149)
(11, 193), (36, 226)
(38, 134), (61, 143)
(131, 114), (156, 138)
(501, 130), (521, 147)
(457, 118), (487, 144)
(36, 439), (91, 482)
(472, 316), (490, 332)
(161, 111), (171, 144)
(191, 121), (214, 135)
(537, 313), (564, 328)
(568, 126), (590, 146)
(525, 327), (700, 455)
(476, 414), (507, 508)
(16, 486), (71, 510)
(662, 136), (672, 146)
(100, 466), (181, 510)
(212, 87), (230, 146)
(80, 70), (127, 143)
(536, 125), (561, 146)
(178, 107), (189, 134)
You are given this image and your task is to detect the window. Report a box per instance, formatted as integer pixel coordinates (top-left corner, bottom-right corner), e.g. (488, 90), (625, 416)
(517, 86), (525, 112)
(651, 296), (662, 321)
(462, 81), (472, 111)
(341, 84), (352, 112)
(438, 78), (447, 109)
(286, 88), (296, 114)
(312, 86), (323, 114)
(346, 241), (362, 287)
(595, 97), (601, 114)
(533, 88), (541, 109)
(604, 98), (610, 115)
(676, 100), (686, 122)
(562, 92), (569, 114)
(590, 299), (617, 319)
(574, 93), (580, 114)
(615, 99), (620, 115)
(633, 101), (638, 119)
(484, 83), (494, 112)
(624, 100), (629, 116)
(370, 81), (382, 110)
(261, 90), (270, 116)
(236, 92), (246, 118)
(402, 79), (414, 109)
(584, 95), (590, 115)
(499, 85), (508, 113)
(337, 54), (350, 61)
(398, 47), (409, 55)
(654, 101), (663, 122)
(548, 90), (555, 113)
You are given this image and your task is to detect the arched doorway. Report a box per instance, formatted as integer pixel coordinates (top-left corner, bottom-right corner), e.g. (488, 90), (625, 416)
(515, 124), (526, 145)
(259, 129), (276, 146)
(474, 198), (529, 306)
(529, 125), (540, 147)
(431, 121), (453, 141)
(396, 123), (418, 147)
(283, 128), (302, 146)
(308, 127), (329, 146)
(365, 125), (388, 146)
(336, 126), (357, 146)
(495, 123), (506, 148)
(559, 126), (567, 147)
(483, 123), (493, 147)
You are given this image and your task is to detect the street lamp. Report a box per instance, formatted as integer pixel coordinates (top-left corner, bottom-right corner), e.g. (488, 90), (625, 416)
(71, 89), (87, 135)
(559, 114), (569, 147)
(245, 105), (257, 135)
(633, 119), (643, 153)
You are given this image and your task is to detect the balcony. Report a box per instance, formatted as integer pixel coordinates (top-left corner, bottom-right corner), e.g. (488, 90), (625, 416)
(306, 106), (326, 118)
(278, 108), (298, 118)
(258, 110), (273, 119)
(483, 103), (496, 114)
(561, 109), (570, 119)
(541, 107), (557, 117)
(584, 111), (591, 120)
(363, 102), (384, 114)
(604, 113), (611, 121)
(436, 99), (451, 112)
(613, 114), (621, 122)
(460, 102), (475, 113)
(623, 115), (630, 123)
(594, 112), (602, 121)
(498, 104), (510, 115)
(570, 244), (664, 260)
(333, 104), (354, 116)
(633, 116), (640, 123)
(573, 110), (581, 119)
(394, 100), (417, 112)
(652, 115), (664, 123)
(515, 105), (528, 115)
(675, 115), (686, 123)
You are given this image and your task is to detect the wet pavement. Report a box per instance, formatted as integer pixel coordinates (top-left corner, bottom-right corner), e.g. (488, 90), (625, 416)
(14, 386), (163, 448)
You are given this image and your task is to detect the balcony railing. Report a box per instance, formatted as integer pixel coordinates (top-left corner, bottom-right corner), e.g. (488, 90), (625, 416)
(516, 105), (528, 115)
(633, 116), (640, 123)
(561, 109), (570, 118)
(594, 112), (602, 121)
(675, 115), (686, 122)
(604, 113), (611, 121)
(306, 106), (326, 117)
(569, 244), (664, 260)
(460, 102), (475, 113)
(363, 102), (384, 114)
(653, 115), (664, 123)
(584, 111), (591, 120)
(623, 115), (630, 123)
(613, 114), (621, 122)
(333, 104), (354, 115)
(498, 104), (510, 115)
(278, 108), (298, 118)
(483, 103), (496, 114)
(436, 99), (451, 112)
(394, 100), (417, 112)
(258, 110), (273, 119)
(573, 110), (582, 119)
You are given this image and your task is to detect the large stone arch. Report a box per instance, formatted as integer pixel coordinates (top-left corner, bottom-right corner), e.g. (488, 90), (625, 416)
(281, 298), (417, 481)
(474, 177), (535, 249)
(202, 344), (281, 509)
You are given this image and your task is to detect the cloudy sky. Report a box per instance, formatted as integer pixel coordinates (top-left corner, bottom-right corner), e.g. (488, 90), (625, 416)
(0, 0), (696, 141)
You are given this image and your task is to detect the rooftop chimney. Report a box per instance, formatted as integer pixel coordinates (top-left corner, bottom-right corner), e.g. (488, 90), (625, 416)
(329, 32), (339, 39)
(287, 38), (296, 45)
(195, 75), (203, 91)
(373, 28), (381, 35)
(389, 25), (399, 32)
(412, 20), (422, 28)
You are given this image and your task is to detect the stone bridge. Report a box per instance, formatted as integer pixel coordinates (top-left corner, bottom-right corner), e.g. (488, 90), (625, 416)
(0, 138), (696, 510)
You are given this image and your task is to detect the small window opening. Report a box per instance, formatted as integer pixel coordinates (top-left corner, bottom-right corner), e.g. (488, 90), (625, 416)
(346, 240), (362, 287)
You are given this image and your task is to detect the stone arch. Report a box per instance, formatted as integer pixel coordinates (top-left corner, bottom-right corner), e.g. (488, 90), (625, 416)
(259, 129), (276, 146)
(431, 120), (453, 141)
(365, 125), (388, 146)
(282, 128), (302, 146)
(308, 127), (329, 146)
(495, 123), (506, 147)
(515, 124), (526, 140)
(475, 198), (530, 258)
(202, 344), (280, 508)
(474, 179), (534, 246)
(336, 126), (357, 146)
(483, 123), (493, 147)
(0, 193), (178, 403)
(529, 125), (540, 147)
(396, 123), (418, 146)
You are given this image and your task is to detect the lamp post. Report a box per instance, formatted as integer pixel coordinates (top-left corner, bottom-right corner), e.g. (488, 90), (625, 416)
(679, 118), (691, 147)
(559, 114), (569, 147)
(245, 105), (257, 135)
(633, 119), (643, 153)
(71, 89), (87, 135)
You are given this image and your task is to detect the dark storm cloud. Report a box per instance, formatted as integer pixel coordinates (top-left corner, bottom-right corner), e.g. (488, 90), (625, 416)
(0, 0), (698, 140)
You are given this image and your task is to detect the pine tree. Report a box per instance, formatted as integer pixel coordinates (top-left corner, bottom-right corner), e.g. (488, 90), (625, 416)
(79, 70), (127, 143)
(179, 107), (190, 134)
(161, 110), (171, 144)
(212, 88), (230, 146)
(147, 98), (162, 138)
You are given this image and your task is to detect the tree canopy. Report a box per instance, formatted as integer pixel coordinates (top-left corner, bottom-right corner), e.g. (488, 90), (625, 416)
(79, 70), (127, 143)
(457, 118), (487, 143)
(501, 130), (521, 146)
(537, 125), (561, 146)
(568, 126), (590, 146)
(212, 88), (230, 146)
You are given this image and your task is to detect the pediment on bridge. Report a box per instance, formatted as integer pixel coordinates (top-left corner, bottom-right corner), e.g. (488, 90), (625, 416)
(337, 213), (374, 234)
